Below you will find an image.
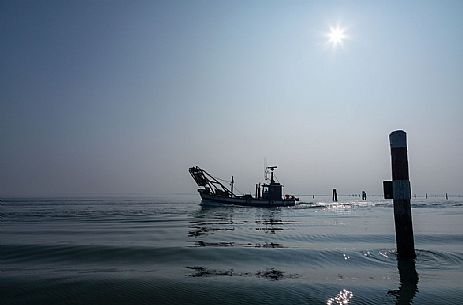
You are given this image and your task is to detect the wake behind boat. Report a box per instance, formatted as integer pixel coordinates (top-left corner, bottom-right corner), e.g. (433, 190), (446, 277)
(188, 165), (299, 207)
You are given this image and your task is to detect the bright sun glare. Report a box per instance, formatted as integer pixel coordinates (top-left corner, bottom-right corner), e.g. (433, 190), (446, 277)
(328, 25), (346, 47)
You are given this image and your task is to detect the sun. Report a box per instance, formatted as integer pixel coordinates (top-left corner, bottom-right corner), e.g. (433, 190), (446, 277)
(328, 25), (346, 47)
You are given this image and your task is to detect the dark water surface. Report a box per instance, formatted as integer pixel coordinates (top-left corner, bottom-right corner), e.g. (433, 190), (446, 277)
(1, 196), (462, 305)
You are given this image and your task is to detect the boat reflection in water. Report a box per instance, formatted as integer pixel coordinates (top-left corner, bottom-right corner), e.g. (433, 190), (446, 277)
(188, 205), (287, 247)
(186, 204), (296, 280)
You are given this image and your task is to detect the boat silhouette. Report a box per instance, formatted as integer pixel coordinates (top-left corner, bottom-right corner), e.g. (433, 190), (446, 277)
(189, 166), (298, 207)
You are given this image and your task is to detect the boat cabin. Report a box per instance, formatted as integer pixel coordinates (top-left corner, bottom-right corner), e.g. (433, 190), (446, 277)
(260, 166), (283, 201)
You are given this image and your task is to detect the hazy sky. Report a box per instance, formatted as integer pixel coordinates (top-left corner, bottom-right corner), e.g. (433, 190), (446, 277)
(1, 0), (462, 197)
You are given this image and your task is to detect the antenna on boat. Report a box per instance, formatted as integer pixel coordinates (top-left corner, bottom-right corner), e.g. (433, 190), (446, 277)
(230, 176), (234, 196)
(264, 158), (268, 181)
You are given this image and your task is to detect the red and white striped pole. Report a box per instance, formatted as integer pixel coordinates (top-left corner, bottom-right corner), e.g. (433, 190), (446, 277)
(389, 130), (416, 259)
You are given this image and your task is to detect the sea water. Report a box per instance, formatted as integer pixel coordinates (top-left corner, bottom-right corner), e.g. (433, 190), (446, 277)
(1, 196), (462, 305)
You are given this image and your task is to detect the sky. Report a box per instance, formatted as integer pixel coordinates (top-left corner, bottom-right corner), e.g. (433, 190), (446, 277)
(1, 0), (462, 197)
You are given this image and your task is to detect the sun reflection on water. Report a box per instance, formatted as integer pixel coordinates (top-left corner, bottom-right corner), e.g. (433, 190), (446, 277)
(326, 289), (353, 305)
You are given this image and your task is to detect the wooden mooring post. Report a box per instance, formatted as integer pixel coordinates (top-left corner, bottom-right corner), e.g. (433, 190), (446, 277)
(389, 130), (416, 259)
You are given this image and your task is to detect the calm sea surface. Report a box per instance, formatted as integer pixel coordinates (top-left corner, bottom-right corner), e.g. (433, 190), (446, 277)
(1, 195), (462, 305)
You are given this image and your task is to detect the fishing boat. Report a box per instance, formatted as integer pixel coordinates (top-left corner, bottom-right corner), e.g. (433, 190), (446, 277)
(188, 165), (299, 207)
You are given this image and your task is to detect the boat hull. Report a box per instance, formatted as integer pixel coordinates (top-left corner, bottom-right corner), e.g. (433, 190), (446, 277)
(199, 192), (296, 207)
